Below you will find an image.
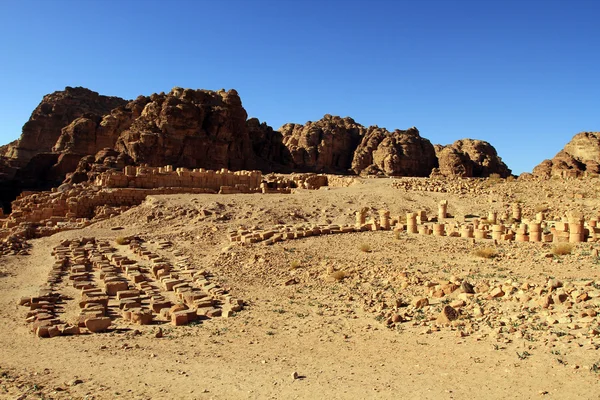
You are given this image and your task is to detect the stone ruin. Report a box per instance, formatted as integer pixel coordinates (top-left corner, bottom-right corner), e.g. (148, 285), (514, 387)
(21, 236), (243, 338)
(227, 200), (600, 247)
(0, 166), (344, 252)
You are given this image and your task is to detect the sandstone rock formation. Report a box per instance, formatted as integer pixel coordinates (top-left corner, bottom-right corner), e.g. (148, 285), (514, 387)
(434, 139), (511, 178)
(352, 127), (437, 176)
(0, 86), (516, 212)
(533, 132), (600, 178)
(5, 87), (128, 166)
(279, 115), (364, 173)
(113, 88), (271, 171)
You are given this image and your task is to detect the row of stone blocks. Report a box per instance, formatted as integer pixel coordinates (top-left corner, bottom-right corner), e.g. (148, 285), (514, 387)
(20, 236), (244, 338)
(128, 239), (243, 325)
(229, 223), (372, 245)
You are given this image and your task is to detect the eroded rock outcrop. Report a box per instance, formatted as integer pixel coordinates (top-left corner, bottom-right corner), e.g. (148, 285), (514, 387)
(108, 87), (289, 172)
(352, 127), (437, 176)
(435, 139), (511, 178)
(5, 87), (128, 166)
(279, 115), (364, 173)
(533, 132), (600, 178)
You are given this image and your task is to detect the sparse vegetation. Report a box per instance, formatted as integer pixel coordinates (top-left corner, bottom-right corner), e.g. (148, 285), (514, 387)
(359, 243), (371, 252)
(472, 247), (498, 259)
(535, 204), (549, 213)
(329, 270), (347, 281)
(115, 236), (129, 245)
(289, 260), (301, 270)
(552, 243), (574, 256)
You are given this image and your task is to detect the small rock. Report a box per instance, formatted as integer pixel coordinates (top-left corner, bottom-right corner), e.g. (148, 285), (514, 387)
(437, 305), (459, 324)
(292, 371), (299, 380)
(413, 297), (429, 309)
(460, 281), (475, 294)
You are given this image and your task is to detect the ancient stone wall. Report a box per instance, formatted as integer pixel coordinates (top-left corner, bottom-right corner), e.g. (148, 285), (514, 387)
(95, 166), (263, 192)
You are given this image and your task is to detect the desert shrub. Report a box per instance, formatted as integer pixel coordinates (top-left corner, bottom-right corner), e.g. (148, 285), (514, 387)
(329, 270), (347, 281)
(487, 173), (503, 185)
(359, 243), (371, 252)
(115, 236), (129, 245)
(472, 247), (497, 259)
(552, 243), (573, 256)
(289, 260), (301, 270)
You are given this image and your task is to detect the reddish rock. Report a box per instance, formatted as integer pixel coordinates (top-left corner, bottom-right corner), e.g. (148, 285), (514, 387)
(533, 132), (600, 178)
(6, 87), (127, 166)
(85, 317), (112, 333)
(352, 127), (437, 176)
(279, 115), (364, 173)
(437, 305), (459, 324)
(435, 139), (511, 178)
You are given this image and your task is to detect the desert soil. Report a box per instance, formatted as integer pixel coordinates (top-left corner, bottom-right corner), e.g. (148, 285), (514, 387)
(1, 177), (600, 399)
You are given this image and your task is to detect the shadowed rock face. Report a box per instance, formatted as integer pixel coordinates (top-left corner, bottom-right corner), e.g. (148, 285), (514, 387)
(5, 87), (128, 166)
(434, 139), (511, 178)
(533, 132), (600, 178)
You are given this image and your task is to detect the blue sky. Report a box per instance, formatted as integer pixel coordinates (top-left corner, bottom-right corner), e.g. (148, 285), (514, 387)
(0, 0), (598, 174)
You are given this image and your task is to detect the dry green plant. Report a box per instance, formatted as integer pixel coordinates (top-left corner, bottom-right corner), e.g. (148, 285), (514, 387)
(329, 270), (347, 281)
(115, 236), (129, 245)
(472, 247), (498, 259)
(535, 204), (549, 213)
(359, 243), (372, 252)
(552, 243), (573, 256)
(486, 173), (503, 186)
(289, 260), (301, 270)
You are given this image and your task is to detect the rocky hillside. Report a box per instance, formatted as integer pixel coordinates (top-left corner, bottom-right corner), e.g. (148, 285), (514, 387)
(533, 132), (600, 178)
(0, 86), (513, 211)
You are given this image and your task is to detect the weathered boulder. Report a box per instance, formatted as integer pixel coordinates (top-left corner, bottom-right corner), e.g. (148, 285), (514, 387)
(533, 132), (600, 178)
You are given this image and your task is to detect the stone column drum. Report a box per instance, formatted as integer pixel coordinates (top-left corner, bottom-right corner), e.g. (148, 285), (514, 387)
(406, 212), (418, 234)
(491, 224), (504, 241)
(438, 200), (448, 220)
(379, 210), (391, 230)
(512, 204), (522, 221)
(356, 209), (366, 228)
(460, 225), (474, 239)
(528, 222), (542, 242)
(568, 218), (584, 243)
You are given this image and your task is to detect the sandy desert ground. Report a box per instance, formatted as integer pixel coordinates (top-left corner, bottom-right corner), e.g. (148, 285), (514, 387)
(1, 176), (600, 399)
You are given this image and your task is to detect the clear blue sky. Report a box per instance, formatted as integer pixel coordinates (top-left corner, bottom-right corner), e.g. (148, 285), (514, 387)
(1, 0), (598, 174)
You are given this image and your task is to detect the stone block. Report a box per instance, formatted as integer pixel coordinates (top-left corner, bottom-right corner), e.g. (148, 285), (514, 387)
(85, 317), (111, 333)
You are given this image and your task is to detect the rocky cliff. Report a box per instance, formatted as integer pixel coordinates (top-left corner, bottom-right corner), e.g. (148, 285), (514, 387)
(0, 86), (514, 211)
(533, 132), (600, 178)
